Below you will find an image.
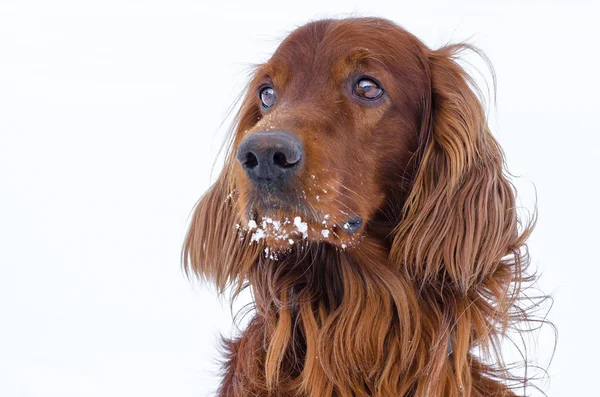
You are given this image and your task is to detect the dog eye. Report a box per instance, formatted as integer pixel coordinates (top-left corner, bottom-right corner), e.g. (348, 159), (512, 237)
(353, 78), (384, 100)
(259, 86), (277, 108)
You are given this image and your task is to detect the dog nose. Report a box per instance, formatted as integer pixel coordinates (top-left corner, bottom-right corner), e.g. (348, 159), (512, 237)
(236, 131), (303, 184)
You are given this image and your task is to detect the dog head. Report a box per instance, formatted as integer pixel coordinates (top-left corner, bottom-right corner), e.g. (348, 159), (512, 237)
(185, 18), (519, 295)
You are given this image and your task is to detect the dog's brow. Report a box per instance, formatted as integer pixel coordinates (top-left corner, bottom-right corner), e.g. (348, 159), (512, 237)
(331, 49), (386, 80)
(258, 62), (289, 89)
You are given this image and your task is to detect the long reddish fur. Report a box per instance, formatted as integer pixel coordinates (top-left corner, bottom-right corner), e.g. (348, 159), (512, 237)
(183, 18), (539, 397)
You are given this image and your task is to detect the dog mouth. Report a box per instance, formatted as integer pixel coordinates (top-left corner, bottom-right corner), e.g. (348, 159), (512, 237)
(340, 216), (363, 234)
(239, 200), (364, 252)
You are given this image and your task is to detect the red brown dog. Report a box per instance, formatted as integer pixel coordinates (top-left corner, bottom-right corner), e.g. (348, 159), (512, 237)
(184, 17), (537, 397)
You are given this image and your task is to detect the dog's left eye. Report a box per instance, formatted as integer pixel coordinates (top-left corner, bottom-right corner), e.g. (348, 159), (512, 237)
(353, 78), (384, 100)
(259, 86), (277, 108)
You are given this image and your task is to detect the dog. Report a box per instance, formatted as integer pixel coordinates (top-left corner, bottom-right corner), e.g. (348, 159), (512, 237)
(184, 17), (538, 397)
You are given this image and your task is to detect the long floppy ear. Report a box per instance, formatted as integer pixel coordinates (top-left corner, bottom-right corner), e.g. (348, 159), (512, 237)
(182, 161), (260, 293)
(183, 89), (263, 293)
(391, 44), (530, 293)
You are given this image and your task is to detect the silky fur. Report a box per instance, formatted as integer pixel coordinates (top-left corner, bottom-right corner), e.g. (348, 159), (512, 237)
(183, 18), (538, 397)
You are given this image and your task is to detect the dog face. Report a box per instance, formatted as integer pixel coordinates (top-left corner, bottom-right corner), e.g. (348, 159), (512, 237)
(232, 19), (427, 250)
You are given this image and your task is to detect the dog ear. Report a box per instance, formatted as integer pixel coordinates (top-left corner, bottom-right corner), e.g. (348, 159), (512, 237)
(182, 162), (260, 293)
(182, 79), (265, 293)
(390, 44), (531, 293)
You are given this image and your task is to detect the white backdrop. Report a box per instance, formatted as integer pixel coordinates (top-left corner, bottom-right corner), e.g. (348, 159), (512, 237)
(1, 1), (598, 396)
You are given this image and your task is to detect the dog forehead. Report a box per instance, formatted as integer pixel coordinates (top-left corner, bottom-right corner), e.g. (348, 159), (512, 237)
(275, 18), (410, 55)
(266, 19), (422, 85)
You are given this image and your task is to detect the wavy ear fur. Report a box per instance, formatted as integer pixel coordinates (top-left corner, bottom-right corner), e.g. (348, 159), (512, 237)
(183, 84), (263, 293)
(392, 44), (531, 293)
(390, 43), (536, 395)
(182, 160), (261, 293)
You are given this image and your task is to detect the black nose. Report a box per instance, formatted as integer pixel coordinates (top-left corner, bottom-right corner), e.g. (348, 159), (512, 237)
(236, 131), (303, 184)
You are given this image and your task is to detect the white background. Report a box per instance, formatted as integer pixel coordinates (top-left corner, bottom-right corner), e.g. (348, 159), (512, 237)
(1, 1), (598, 396)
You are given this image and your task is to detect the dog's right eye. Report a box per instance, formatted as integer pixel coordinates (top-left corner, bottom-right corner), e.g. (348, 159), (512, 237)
(259, 86), (277, 108)
(353, 77), (384, 101)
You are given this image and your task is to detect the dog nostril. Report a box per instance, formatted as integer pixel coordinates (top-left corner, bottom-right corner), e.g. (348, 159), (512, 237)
(244, 152), (258, 169)
(273, 151), (299, 169)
